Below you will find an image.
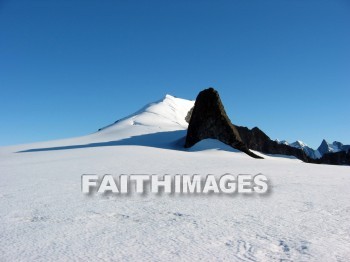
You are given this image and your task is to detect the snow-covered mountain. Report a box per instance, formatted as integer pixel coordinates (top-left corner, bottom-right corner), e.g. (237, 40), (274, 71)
(275, 139), (289, 145)
(0, 94), (349, 261)
(317, 139), (350, 156)
(276, 139), (349, 159)
(98, 94), (194, 134)
(289, 140), (322, 159)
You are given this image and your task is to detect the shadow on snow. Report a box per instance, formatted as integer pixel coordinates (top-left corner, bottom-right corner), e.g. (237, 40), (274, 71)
(16, 130), (240, 154)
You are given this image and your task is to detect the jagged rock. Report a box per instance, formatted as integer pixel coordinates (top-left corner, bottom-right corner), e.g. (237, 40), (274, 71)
(184, 88), (262, 159)
(184, 88), (349, 165)
(317, 139), (331, 156)
(317, 150), (350, 165)
(236, 126), (311, 162)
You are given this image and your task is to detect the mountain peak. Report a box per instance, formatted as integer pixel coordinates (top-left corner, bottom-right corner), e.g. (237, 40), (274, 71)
(164, 94), (175, 100)
(317, 139), (342, 156)
(98, 94), (194, 133)
(291, 140), (308, 148)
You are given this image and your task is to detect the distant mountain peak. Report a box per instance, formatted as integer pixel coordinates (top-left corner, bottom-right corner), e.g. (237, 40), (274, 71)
(291, 140), (308, 147)
(317, 139), (345, 156)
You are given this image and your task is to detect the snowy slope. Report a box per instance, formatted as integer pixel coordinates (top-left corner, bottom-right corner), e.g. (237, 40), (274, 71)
(0, 95), (350, 261)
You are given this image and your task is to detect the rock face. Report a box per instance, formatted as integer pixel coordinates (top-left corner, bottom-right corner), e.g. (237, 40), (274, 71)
(185, 87), (349, 165)
(185, 107), (193, 124)
(317, 151), (350, 165)
(184, 88), (262, 159)
(235, 125), (350, 165)
(317, 139), (333, 156)
(235, 126), (311, 162)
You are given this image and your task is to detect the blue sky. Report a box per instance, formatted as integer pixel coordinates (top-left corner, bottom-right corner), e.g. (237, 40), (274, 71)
(1, 0), (349, 148)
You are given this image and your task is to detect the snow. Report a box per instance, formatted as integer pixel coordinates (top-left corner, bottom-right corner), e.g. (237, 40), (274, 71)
(0, 95), (350, 261)
(286, 139), (349, 160)
(277, 137), (350, 160)
(290, 141), (303, 148)
(289, 141), (318, 159)
(279, 140), (289, 145)
(328, 142), (342, 153)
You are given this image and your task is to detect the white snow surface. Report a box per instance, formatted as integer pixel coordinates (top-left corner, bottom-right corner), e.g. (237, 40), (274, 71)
(1, 95), (350, 261)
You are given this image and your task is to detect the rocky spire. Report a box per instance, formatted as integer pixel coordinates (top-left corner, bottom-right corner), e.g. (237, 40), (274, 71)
(184, 88), (262, 159)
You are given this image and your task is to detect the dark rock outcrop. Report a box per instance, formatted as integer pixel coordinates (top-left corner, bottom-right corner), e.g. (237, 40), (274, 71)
(185, 87), (349, 165)
(236, 126), (311, 162)
(236, 126), (350, 165)
(316, 151), (350, 165)
(184, 88), (262, 159)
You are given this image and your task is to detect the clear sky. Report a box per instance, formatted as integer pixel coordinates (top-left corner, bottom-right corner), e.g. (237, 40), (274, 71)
(1, 0), (349, 148)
